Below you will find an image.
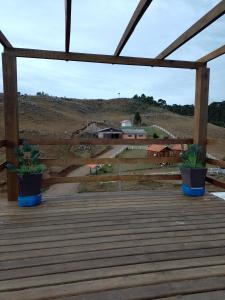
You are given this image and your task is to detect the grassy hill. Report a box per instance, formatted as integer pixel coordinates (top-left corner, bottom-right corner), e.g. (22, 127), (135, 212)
(0, 94), (225, 158)
(1, 94), (225, 196)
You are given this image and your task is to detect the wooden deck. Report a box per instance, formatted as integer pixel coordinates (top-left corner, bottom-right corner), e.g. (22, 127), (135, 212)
(2, 190), (225, 299)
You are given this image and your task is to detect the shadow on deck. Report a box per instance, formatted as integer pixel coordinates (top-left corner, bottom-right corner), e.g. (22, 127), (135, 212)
(1, 190), (225, 299)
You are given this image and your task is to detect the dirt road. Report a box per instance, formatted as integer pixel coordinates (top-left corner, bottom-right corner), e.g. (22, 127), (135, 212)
(44, 145), (126, 197)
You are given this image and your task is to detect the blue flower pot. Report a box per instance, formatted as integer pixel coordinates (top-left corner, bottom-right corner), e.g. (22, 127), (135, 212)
(18, 194), (42, 207)
(182, 184), (205, 197)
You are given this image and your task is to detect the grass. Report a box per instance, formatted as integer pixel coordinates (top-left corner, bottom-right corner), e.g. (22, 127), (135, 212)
(143, 126), (168, 138)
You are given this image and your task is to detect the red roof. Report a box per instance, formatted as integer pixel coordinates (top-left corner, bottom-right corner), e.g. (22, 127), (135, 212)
(147, 145), (170, 152)
(171, 144), (187, 151)
(87, 164), (97, 168)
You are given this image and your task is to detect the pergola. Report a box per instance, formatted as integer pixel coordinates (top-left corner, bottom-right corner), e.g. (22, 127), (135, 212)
(1, 0), (225, 201)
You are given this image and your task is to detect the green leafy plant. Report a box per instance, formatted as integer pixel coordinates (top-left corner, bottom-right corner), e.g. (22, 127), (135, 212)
(7, 142), (45, 175)
(180, 144), (204, 168)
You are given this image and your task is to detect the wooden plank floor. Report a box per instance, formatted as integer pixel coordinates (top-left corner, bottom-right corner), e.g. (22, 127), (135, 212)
(1, 190), (225, 299)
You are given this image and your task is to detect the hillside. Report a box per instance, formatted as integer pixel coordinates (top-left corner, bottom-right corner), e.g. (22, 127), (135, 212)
(0, 94), (225, 158)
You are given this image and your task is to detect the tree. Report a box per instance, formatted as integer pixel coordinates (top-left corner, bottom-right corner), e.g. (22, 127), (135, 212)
(133, 111), (142, 126)
(153, 133), (159, 139)
(141, 93), (146, 99)
(133, 94), (139, 99)
(158, 99), (167, 106)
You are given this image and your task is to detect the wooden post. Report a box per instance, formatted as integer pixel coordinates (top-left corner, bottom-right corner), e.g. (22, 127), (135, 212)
(2, 52), (19, 201)
(193, 65), (210, 164)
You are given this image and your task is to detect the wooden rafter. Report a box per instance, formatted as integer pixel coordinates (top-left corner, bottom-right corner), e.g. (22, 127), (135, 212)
(8, 48), (203, 69)
(21, 137), (193, 145)
(0, 31), (13, 48)
(65, 0), (72, 52)
(197, 44), (225, 63)
(114, 0), (153, 56)
(156, 0), (225, 59)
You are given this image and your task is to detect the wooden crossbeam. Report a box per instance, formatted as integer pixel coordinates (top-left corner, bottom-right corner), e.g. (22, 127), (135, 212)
(207, 138), (225, 145)
(206, 176), (225, 189)
(43, 174), (181, 185)
(65, 0), (72, 53)
(0, 31), (13, 48)
(0, 162), (6, 173)
(156, 0), (225, 59)
(7, 48), (202, 69)
(21, 137), (193, 145)
(206, 157), (225, 168)
(198, 44), (225, 63)
(0, 140), (6, 148)
(41, 156), (181, 167)
(114, 0), (153, 56)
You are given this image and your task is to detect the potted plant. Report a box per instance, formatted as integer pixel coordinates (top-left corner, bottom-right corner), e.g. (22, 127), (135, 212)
(7, 142), (45, 207)
(180, 144), (207, 196)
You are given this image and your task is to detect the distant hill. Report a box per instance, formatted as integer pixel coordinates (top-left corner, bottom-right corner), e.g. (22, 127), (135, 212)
(0, 93), (225, 142)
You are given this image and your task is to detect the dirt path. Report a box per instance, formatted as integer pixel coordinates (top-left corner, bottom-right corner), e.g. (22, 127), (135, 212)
(44, 145), (126, 197)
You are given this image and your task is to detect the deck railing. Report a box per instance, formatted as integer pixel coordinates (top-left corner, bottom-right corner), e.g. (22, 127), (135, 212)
(1, 137), (225, 192)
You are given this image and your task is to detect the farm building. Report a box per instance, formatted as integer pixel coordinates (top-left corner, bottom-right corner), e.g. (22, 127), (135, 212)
(147, 144), (188, 157)
(97, 127), (123, 139)
(120, 119), (132, 127)
(171, 144), (188, 155)
(147, 145), (172, 157)
(123, 128), (146, 139)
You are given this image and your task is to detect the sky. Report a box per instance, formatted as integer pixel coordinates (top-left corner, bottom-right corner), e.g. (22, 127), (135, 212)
(0, 0), (225, 105)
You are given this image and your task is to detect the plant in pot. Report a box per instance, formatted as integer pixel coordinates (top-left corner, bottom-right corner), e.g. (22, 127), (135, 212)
(7, 142), (45, 207)
(180, 144), (207, 196)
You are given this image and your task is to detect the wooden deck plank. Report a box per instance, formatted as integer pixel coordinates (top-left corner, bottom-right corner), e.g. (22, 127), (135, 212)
(1, 190), (225, 299)
(2, 266), (225, 299)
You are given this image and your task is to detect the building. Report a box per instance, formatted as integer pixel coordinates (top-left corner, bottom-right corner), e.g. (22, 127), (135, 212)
(120, 120), (132, 128)
(147, 145), (172, 157)
(170, 144), (188, 156)
(147, 144), (187, 157)
(97, 127), (123, 139)
(123, 128), (146, 139)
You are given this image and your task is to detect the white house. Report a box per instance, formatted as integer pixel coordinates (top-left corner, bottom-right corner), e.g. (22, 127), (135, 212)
(120, 120), (132, 127)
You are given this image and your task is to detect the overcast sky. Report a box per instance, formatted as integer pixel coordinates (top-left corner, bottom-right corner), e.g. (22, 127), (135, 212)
(0, 0), (225, 104)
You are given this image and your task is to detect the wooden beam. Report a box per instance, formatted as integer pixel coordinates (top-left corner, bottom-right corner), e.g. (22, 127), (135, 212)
(193, 66), (210, 163)
(41, 156), (181, 167)
(198, 44), (225, 63)
(65, 0), (72, 53)
(0, 162), (6, 173)
(43, 174), (181, 186)
(21, 137), (193, 145)
(207, 138), (225, 145)
(0, 31), (13, 48)
(206, 157), (225, 168)
(114, 0), (153, 56)
(0, 140), (6, 148)
(206, 176), (225, 189)
(156, 0), (225, 59)
(8, 48), (202, 69)
(2, 52), (19, 201)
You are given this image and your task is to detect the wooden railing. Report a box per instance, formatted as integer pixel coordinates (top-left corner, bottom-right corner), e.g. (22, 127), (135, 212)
(18, 137), (187, 186)
(42, 156), (181, 167)
(0, 162), (5, 173)
(0, 140), (6, 148)
(43, 174), (182, 187)
(2, 137), (225, 189)
(22, 137), (193, 146)
(206, 157), (225, 189)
